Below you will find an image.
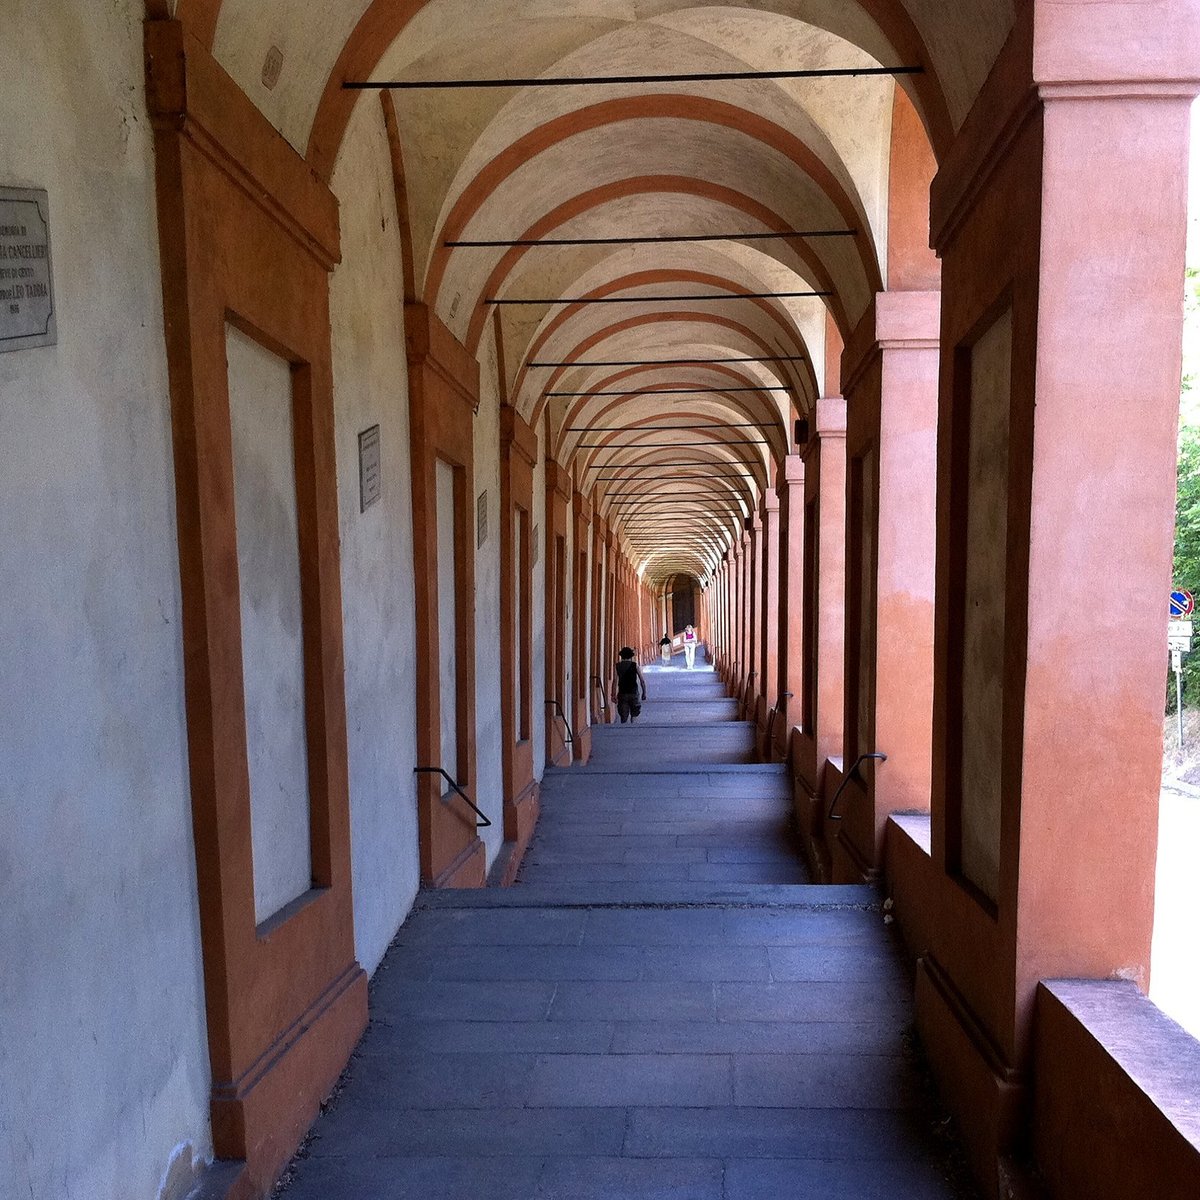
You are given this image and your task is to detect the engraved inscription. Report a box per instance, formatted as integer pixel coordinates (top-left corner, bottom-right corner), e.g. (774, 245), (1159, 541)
(0, 188), (55, 352)
(359, 424), (382, 512)
(477, 489), (488, 548)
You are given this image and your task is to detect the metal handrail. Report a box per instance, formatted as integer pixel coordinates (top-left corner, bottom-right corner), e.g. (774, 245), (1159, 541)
(764, 690), (794, 751)
(545, 699), (574, 744)
(590, 674), (608, 713)
(826, 752), (889, 821)
(413, 767), (493, 828)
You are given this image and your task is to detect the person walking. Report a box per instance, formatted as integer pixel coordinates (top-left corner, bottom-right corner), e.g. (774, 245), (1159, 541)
(682, 624), (698, 669)
(612, 646), (648, 724)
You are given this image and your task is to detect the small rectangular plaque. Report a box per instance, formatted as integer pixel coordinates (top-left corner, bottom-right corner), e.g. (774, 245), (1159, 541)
(476, 489), (488, 548)
(0, 187), (56, 352)
(358, 424), (381, 512)
(532, 525), (540, 565)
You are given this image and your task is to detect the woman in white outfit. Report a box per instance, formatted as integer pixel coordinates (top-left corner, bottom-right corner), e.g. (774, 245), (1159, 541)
(682, 624), (698, 669)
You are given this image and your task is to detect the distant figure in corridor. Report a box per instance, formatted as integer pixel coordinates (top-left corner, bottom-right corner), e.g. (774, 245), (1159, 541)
(613, 646), (648, 724)
(682, 624), (698, 669)
(659, 635), (672, 663)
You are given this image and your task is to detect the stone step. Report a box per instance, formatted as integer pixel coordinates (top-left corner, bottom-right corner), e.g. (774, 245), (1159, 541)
(428, 882), (876, 909)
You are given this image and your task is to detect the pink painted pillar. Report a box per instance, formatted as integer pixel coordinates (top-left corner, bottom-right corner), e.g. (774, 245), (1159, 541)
(776, 454), (805, 756)
(794, 398), (846, 862)
(904, 6), (1200, 1191)
(729, 540), (739, 691)
(834, 290), (940, 880)
(743, 513), (761, 714)
(757, 490), (781, 749)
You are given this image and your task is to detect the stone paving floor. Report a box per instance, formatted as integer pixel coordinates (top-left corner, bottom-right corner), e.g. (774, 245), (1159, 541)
(279, 652), (975, 1199)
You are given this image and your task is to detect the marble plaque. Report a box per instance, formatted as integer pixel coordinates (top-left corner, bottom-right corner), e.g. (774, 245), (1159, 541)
(477, 489), (488, 548)
(0, 188), (55, 352)
(359, 424), (381, 512)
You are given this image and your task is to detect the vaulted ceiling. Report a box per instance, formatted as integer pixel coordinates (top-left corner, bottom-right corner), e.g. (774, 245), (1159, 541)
(168, 0), (1014, 584)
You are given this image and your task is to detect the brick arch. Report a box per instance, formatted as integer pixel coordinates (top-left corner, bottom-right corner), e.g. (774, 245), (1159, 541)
(424, 94), (882, 322)
(551, 373), (792, 462)
(454, 174), (849, 351)
(290, 0), (955, 176)
(523, 310), (820, 421)
(518, 269), (821, 422)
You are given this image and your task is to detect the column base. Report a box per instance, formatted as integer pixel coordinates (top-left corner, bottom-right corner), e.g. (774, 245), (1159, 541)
(212, 963), (368, 1198)
(914, 955), (1023, 1200)
(430, 836), (487, 888)
(492, 780), (541, 886)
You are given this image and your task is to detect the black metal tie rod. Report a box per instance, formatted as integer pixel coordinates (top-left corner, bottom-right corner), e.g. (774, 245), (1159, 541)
(343, 66), (924, 90)
(490, 290), (829, 306)
(530, 355), (808, 368)
(550, 386), (789, 396)
(446, 229), (854, 248)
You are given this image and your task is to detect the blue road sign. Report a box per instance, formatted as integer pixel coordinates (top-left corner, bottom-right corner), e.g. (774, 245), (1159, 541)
(1171, 589), (1194, 617)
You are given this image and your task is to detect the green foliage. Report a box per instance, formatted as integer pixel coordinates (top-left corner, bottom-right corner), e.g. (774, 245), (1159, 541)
(1169, 266), (1200, 712)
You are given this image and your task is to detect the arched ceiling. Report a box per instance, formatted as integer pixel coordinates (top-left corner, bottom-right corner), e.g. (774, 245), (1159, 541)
(168, 0), (1012, 587)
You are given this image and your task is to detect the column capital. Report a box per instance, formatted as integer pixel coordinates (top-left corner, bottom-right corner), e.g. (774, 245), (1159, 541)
(779, 452), (805, 487)
(815, 397), (847, 437)
(843, 292), (941, 387)
(760, 490), (781, 517)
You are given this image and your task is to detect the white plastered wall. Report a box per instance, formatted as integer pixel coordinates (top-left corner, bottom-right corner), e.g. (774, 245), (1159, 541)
(329, 98), (422, 974)
(474, 324), (505, 862)
(0, 4), (212, 1198)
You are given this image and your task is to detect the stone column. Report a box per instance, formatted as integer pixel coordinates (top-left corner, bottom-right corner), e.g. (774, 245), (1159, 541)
(833, 291), (939, 881)
(728, 543), (742, 689)
(776, 455), (805, 758)
(757, 490), (781, 754)
(899, 6), (1200, 1189)
(792, 398), (846, 871)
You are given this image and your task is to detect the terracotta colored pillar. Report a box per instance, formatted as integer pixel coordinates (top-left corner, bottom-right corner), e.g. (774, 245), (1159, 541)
(498, 405), (539, 870)
(571, 492), (593, 765)
(792, 398), (846, 872)
(832, 291), (939, 881)
(543, 460), (571, 768)
(728, 543), (742, 688)
(590, 516), (607, 724)
(776, 455), (805, 758)
(743, 513), (762, 716)
(757, 489), (781, 754)
(899, 7), (1200, 1191)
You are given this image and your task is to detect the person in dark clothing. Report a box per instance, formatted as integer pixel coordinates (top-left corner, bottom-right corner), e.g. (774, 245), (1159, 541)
(612, 646), (648, 724)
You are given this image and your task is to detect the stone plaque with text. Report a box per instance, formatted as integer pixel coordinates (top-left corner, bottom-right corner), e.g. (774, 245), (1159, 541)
(359, 424), (381, 512)
(0, 187), (55, 352)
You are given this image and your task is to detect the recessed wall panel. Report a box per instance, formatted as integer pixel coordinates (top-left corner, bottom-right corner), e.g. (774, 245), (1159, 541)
(436, 459), (459, 786)
(959, 308), (1013, 904)
(226, 323), (312, 925)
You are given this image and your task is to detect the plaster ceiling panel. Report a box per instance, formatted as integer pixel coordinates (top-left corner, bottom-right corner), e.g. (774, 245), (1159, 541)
(533, 322), (817, 411)
(431, 122), (865, 340)
(212, 0), (373, 150)
(442, 191), (840, 367)
(514, 290), (818, 398)
(504, 243), (827, 409)
(644, 9), (895, 255)
(426, 24), (873, 248)
(899, 0), (1015, 128)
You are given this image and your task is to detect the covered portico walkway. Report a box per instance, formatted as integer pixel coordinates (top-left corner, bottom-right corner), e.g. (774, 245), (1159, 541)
(278, 653), (972, 1199)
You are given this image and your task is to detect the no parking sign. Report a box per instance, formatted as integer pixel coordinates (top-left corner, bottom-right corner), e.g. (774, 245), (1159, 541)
(1170, 589), (1194, 618)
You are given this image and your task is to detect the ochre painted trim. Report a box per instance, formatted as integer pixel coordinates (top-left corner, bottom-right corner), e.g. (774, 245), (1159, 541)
(145, 21), (339, 269)
(147, 20), (364, 1194)
(405, 302), (483, 884)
